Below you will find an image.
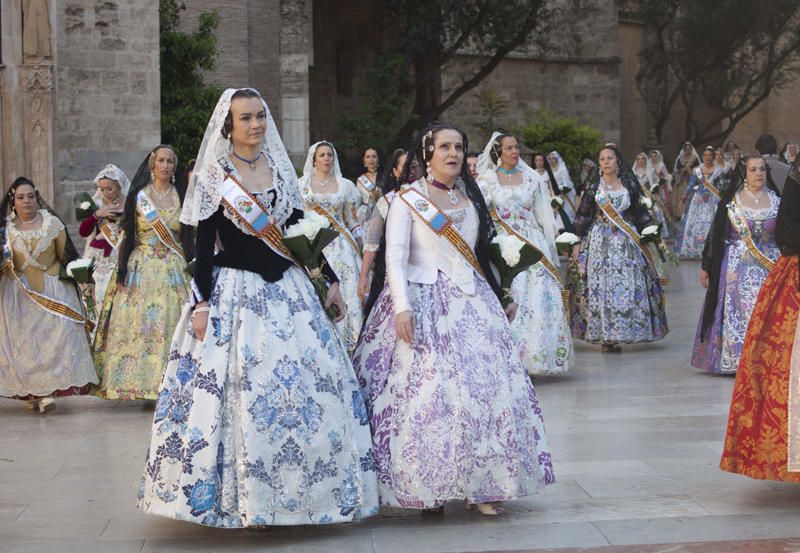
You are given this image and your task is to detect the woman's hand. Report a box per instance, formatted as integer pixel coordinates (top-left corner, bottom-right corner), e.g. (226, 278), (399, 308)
(395, 310), (415, 344)
(95, 203), (123, 219)
(325, 282), (346, 322)
(191, 303), (209, 341)
(504, 302), (518, 323)
(357, 273), (371, 303)
(700, 269), (710, 289)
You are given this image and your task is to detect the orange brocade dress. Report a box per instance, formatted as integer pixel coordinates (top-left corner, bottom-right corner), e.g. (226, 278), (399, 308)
(720, 254), (800, 482)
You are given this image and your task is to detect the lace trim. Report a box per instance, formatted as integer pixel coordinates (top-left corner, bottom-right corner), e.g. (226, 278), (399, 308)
(8, 210), (64, 270)
(737, 191), (780, 221)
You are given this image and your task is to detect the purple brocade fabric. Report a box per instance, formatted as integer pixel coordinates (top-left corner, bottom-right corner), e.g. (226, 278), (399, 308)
(353, 273), (554, 508)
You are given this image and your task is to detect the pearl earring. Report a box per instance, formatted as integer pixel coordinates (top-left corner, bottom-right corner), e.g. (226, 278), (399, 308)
(425, 161), (433, 184)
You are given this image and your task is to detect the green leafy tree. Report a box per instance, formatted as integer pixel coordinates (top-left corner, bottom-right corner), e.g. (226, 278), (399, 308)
(475, 90), (509, 139)
(516, 108), (603, 176)
(338, 0), (596, 154)
(634, 0), (800, 146)
(160, 0), (222, 168)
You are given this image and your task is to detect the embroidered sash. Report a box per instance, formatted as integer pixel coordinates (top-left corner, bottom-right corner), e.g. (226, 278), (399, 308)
(399, 188), (485, 278)
(98, 220), (123, 250)
(220, 174), (298, 264)
(726, 198), (776, 272)
(302, 189), (362, 256)
(4, 260), (92, 331)
(596, 190), (666, 284)
(136, 191), (185, 260)
(700, 173), (721, 198)
(357, 175), (377, 194)
(490, 209), (570, 313)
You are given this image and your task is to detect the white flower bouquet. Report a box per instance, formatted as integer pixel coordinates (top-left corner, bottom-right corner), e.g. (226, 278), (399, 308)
(555, 232), (580, 254)
(75, 191), (98, 221)
(551, 196), (564, 208)
(640, 196), (654, 210)
(489, 234), (544, 308)
(640, 223), (678, 266)
(640, 224), (661, 244)
(61, 258), (97, 320)
(283, 212), (341, 319)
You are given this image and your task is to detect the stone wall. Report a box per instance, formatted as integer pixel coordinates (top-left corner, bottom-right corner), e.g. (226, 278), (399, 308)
(55, 0), (161, 237)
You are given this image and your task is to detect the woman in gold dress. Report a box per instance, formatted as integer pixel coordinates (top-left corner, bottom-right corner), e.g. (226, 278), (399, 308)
(93, 145), (194, 400)
(0, 177), (97, 413)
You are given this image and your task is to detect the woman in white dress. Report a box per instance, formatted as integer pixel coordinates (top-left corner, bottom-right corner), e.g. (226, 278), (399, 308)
(478, 133), (573, 374)
(137, 88), (379, 527)
(355, 147), (381, 226)
(0, 177), (97, 413)
(548, 151), (578, 220)
(300, 142), (364, 353)
(78, 164), (128, 314)
(633, 152), (670, 239)
(354, 122), (554, 516)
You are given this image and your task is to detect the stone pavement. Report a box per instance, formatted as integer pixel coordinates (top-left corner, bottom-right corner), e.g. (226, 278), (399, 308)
(2, 260), (800, 553)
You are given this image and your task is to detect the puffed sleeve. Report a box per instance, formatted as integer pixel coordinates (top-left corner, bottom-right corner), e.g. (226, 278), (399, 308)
(384, 197), (413, 314)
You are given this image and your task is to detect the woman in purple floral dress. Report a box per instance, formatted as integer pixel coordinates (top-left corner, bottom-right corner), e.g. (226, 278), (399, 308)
(354, 123), (554, 516)
(692, 157), (781, 374)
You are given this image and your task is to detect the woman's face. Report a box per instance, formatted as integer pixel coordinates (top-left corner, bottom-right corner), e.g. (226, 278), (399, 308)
(314, 144), (335, 174)
(702, 150), (714, 165)
(363, 149), (379, 172)
(229, 96), (267, 151)
(13, 184), (37, 220)
(715, 149), (724, 164)
(732, 149), (742, 164)
(393, 154), (408, 179)
(152, 148), (176, 183)
(547, 154), (559, 169)
(598, 148), (618, 177)
(789, 143), (798, 156)
(428, 129), (464, 182)
(498, 136), (520, 167)
(534, 155), (546, 170)
(746, 157), (767, 190)
(649, 151), (658, 164)
(98, 178), (121, 204)
(466, 156), (478, 178)
(683, 143), (693, 155)
(635, 154), (647, 168)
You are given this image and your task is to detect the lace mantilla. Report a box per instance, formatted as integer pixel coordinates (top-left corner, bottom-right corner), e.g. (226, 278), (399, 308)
(182, 88), (302, 227)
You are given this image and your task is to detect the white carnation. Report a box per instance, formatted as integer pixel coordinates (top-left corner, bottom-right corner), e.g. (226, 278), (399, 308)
(551, 196), (564, 207)
(492, 234), (523, 267)
(80, 201), (92, 210)
(66, 258), (93, 277)
(641, 225), (660, 237)
(641, 197), (653, 209)
(555, 232), (580, 246)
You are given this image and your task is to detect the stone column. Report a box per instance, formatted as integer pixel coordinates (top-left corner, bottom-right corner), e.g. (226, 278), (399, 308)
(280, 0), (313, 166)
(21, 66), (56, 203)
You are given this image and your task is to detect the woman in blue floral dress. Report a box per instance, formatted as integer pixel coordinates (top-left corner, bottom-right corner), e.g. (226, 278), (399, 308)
(568, 146), (669, 352)
(676, 146), (729, 258)
(692, 157), (781, 374)
(136, 88), (379, 527)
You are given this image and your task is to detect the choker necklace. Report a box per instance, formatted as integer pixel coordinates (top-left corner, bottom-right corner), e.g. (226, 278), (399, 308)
(18, 211), (40, 225)
(497, 165), (520, 175)
(151, 184), (171, 202)
(232, 150), (261, 170)
(429, 179), (459, 206)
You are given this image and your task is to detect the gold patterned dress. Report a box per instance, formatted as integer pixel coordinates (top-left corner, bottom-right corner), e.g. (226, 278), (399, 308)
(93, 196), (189, 400)
(0, 210), (97, 399)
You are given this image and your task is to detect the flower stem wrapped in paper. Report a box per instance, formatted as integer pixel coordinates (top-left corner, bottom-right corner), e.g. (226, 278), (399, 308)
(283, 212), (341, 319)
(61, 258), (97, 320)
(489, 234), (544, 308)
(555, 232), (580, 254)
(75, 191), (98, 221)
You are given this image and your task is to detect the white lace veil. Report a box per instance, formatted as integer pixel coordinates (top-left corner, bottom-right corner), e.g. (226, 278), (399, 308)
(92, 164), (131, 205)
(633, 152), (657, 186)
(181, 87), (302, 227)
(548, 151), (575, 191)
(674, 142), (700, 170)
(478, 132), (559, 264)
(300, 141), (344, 184)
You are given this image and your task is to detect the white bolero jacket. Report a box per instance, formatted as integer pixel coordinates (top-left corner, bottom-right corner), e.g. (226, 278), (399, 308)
(385, 180), (480, 314)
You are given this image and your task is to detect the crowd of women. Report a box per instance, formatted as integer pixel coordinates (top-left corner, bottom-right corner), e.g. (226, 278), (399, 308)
(0, 86), (798, 527)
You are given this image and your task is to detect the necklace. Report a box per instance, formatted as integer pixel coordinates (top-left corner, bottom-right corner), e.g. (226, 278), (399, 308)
(744, 187), (766, 206)
(17, 211), (40, 225)
(151, 184), (171, 202)
(429, 179), (459, 206)
(316, 174), (335, 188)
(232, 150), (261, 170)
(497, 165), (520, 175)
